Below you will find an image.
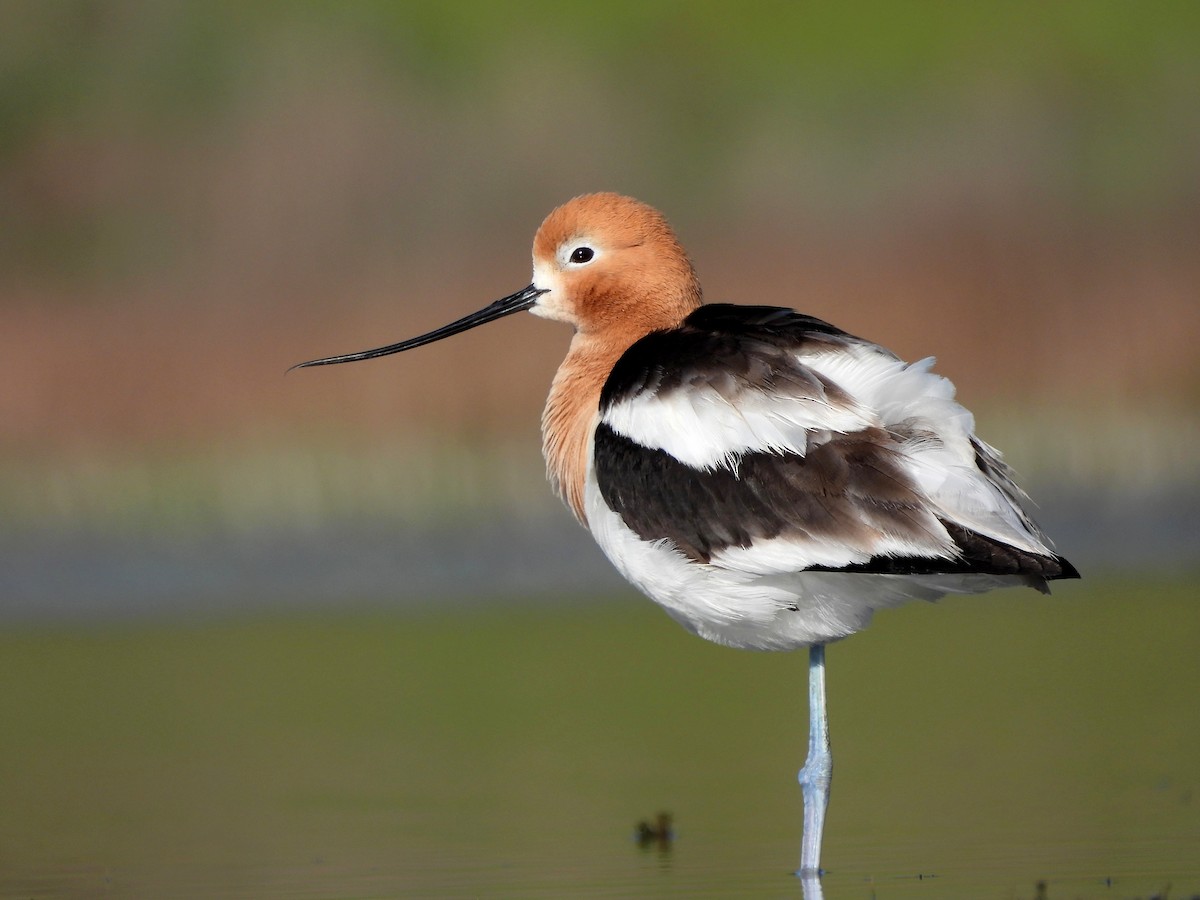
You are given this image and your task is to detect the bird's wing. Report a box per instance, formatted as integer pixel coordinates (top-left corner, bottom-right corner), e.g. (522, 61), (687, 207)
(595, 305), (1075, 582)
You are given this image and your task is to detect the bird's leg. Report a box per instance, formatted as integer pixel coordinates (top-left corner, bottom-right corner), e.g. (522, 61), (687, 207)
(797, 643), (831, 876)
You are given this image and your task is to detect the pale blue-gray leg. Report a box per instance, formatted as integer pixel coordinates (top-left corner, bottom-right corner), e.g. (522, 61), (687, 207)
(798, 643), (831, 877)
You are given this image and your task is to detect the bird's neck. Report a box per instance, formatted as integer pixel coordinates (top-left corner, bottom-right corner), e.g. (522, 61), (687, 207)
(542, 333), (631, 525)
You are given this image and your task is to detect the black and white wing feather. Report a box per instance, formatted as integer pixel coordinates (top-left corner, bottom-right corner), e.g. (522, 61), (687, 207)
(594, 304), (1078, 586)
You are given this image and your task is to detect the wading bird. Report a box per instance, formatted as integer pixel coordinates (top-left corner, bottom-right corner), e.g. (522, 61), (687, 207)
(295, 193), (1078, 877)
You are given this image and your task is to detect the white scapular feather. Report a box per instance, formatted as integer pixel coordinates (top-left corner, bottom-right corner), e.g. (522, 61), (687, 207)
(602, 373), (872, 470)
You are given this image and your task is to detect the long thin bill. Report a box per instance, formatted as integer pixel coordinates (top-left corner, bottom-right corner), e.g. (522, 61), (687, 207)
(291, 283), (546, 370)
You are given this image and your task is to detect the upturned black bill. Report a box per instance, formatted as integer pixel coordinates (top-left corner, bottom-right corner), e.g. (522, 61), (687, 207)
(291, 284), (546, 370)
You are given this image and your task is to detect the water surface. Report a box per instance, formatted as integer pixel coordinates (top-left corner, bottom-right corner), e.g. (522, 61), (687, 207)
(1, 577), (1196, 897)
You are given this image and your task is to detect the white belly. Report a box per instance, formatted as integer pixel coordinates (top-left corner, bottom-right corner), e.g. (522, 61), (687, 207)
(583, 469), (1023, 652)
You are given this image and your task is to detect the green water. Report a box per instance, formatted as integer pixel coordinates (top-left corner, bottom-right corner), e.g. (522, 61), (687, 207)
(1, 577), (1197, 898)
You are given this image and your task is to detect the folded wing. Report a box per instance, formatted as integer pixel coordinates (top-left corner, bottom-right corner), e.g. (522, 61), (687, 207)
(595, 305), (1078, 586)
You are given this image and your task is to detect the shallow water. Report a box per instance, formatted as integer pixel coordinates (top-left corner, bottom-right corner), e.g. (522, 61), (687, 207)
(1, 577), (1197, 897)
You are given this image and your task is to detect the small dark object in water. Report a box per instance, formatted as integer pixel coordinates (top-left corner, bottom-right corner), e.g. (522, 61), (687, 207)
(635, 812), (674, 850)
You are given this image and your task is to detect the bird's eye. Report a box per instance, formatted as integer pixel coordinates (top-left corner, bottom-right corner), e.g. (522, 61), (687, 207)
(569, 246), (594, 264)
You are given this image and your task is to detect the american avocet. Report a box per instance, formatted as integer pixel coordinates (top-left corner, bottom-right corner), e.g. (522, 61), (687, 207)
(295, 193), (1079, 877)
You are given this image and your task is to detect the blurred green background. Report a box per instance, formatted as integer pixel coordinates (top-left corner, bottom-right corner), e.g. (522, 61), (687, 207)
(2, 3), (1199, 896)
(2, 1), (1198, 578)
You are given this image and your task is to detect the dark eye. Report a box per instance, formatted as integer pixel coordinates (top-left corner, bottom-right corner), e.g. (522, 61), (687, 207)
(569, 246), (594, 264)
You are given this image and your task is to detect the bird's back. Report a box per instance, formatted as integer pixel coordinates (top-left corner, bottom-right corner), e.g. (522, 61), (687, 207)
(587, 304), (1077, 650)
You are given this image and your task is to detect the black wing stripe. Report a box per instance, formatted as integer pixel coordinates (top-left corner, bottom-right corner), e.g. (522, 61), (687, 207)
(595, 422), (943, 565)
(594, 423), (1079, 582)
(806, 522), (1079, 579)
